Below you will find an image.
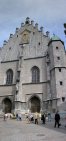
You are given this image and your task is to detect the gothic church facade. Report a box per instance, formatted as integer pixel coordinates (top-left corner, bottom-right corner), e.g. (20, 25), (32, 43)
(0, 17), (66, 114)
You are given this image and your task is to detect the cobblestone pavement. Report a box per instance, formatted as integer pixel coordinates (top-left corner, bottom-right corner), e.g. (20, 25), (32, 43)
(0, 118), (66, 141)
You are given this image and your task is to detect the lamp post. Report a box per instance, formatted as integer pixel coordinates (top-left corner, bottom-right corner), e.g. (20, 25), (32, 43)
(64, 23), (66, 36)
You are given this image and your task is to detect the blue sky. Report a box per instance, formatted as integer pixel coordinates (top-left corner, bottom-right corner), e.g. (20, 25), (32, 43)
(0, 0), (66, 47)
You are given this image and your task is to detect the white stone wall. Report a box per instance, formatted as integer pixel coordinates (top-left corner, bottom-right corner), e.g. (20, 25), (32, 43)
(0, 18), (66, 112)
(52, 41), (66, 67)
(49, 40), (66, 111)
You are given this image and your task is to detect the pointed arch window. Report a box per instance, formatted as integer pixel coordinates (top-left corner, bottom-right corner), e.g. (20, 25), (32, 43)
(31, 66), (40, 83)
(6, 69), (13, 85)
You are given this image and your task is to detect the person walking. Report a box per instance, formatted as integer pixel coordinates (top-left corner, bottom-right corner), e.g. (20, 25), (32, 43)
(48, 112), (51, 122)
(41, 113), (45, 124)
(54, 111), (60, 128)
(3, 114), (6, 121)
(34, 112), (39, 124)
(16, 113), (19, 120)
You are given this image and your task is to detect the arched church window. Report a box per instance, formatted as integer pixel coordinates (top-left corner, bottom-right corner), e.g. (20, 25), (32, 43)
(6, 69), (13, 85)
(31, 66), (40, 83)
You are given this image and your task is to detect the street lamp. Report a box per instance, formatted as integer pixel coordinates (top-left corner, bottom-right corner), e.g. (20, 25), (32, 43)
(64, 23), (66, 35)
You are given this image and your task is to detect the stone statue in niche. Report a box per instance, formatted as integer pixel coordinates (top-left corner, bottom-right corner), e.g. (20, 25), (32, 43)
(21, 29), (30, 44)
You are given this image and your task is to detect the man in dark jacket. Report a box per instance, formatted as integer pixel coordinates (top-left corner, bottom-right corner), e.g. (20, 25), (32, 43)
(54, 111), (60, 128)
(41, 113), (45, 124)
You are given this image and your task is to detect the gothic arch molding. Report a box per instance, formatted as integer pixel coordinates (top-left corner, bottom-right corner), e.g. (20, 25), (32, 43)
(2, 97), (12, 113)
(28, 94), (41, 113)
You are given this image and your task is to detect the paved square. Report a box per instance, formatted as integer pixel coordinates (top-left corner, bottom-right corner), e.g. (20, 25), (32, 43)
(0, 118), (66, 141)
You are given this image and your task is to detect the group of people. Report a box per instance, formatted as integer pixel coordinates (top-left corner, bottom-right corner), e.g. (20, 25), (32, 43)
(3, 110), (62, 128)
(34, 111), (61, 128)
(29, 111), (61, 128)
(26, 112), (46, 124)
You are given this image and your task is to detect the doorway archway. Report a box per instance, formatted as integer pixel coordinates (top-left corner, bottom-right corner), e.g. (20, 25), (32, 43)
(2, 98), (12, 113)
(29, 96), (40, 113)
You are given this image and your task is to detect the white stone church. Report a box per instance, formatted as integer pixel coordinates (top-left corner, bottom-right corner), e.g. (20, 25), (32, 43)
(0, 17), (66, 114)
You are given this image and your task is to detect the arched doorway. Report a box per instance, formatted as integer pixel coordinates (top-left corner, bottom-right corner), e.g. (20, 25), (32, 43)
(2, 98), (12, 113)
(29, 96), (40, 113)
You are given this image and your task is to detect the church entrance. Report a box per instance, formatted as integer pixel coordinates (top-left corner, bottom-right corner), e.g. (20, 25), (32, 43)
(29, 96), (40, 113)
(2, 98), (12, 113)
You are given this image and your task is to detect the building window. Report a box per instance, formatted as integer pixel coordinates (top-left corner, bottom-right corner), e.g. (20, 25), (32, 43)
(56, 46), (59, 49)
(59, 68), (61, 72)
(6, 69), (13, 85)
(38, 42), (40, 45)
(57, 56), (60, 60)
(9, 47), (11, 50)
(31, 66), (40, 83)
(60, 81), (63, 85)
(62, 97), (65, 102)
(47, 62), (50, 65)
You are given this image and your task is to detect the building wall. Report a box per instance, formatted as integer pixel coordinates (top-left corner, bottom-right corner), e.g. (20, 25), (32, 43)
(48, 40), (66, 111)
(0, 18), (66, 113)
